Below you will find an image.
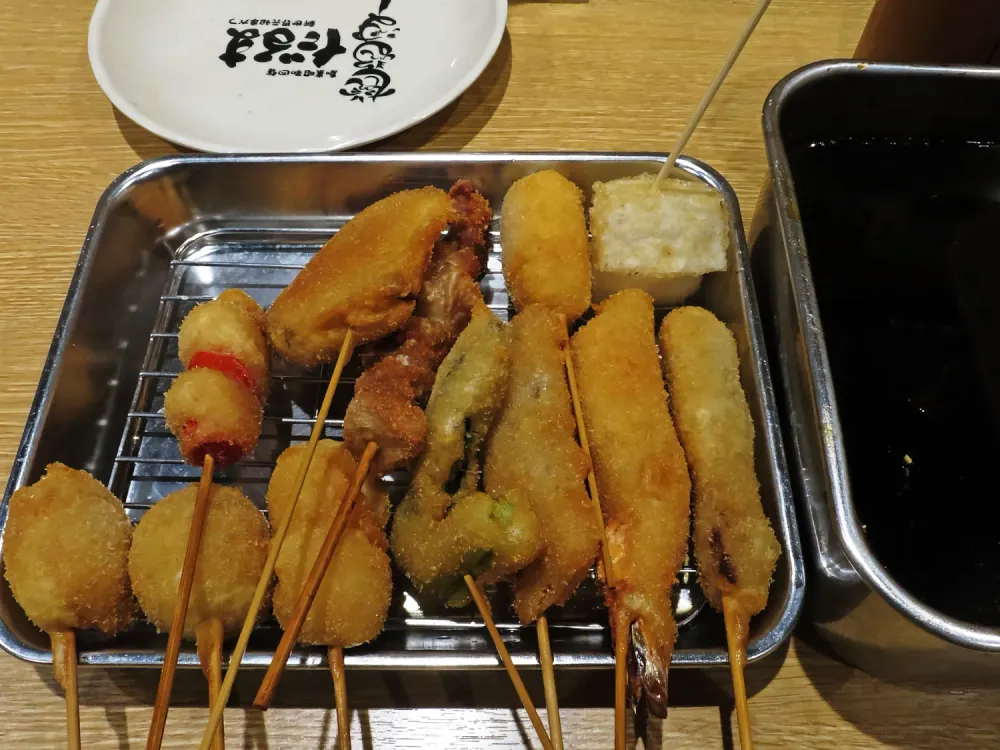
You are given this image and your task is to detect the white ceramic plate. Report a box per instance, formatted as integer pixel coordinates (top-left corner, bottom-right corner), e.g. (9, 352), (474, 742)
(89, 0), (507, 153)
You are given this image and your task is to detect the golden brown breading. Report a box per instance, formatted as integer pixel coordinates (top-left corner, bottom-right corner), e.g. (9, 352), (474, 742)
(485, 305), (599, 623)
(390, 305), (542, 605)
(658, 306), (780, 621)
(178, 289), (270, 399)
(163, 368), (263, 466)
(570, 289), (691, 708)
(128, 485), (270, 638)
(267, 441), (391, 647)
(3, 463), (135, 634)
(500, 170), (592, 323)
(266, 187), (454, 366)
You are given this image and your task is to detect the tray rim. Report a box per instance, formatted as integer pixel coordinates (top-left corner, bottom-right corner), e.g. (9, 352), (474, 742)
(0, 151), (805, 670)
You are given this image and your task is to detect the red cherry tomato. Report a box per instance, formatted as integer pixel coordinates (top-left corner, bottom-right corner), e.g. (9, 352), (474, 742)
(188, 351), (257, 394)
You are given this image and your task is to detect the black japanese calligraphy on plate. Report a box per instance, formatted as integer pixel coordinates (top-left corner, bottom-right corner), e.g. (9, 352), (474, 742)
(340, 0), (399, 102)
(220, 22), (346, 72)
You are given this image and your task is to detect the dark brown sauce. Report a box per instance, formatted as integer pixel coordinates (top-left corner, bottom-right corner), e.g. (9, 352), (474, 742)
(789, 137), (1000, 627)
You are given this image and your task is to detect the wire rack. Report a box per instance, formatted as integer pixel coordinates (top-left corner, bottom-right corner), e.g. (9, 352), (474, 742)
(105, 220), (703, 653)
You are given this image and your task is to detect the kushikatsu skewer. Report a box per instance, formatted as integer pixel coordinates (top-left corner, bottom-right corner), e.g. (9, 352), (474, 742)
(3, 465), (135, 750)
(145, 456), (216, 750)
(253, 441), (379, 711)
(659, 306), (781, 750)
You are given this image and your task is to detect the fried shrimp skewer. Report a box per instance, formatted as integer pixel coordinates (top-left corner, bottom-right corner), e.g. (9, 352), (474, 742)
(3, 464), (135, 750)
(570, 289), (692, 733)
(658, 306), (780, 750)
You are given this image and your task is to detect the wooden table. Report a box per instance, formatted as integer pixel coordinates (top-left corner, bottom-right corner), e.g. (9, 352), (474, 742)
(2, 0), (998, 748)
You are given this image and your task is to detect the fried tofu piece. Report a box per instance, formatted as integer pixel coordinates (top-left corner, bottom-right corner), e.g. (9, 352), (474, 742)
(129, 485), (270, 638)
(163, 368), (263, 466)
(570, 289), (691, 712)
(3, 464), (135, 634)
(590, 174), (728, 304)
(178, 289), (270, 399)
(390, 305), (542, 605)
(501, 171), (592, 323)
(658, 306), (779, 622)
(485, 305), (599, 623)
(266, 187), (454, 366)
(267, 441), (392, 647)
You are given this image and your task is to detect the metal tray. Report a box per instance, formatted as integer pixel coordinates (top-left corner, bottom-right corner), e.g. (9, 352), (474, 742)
(751, 61), (1000, 682)
(0, 153), (804, 674)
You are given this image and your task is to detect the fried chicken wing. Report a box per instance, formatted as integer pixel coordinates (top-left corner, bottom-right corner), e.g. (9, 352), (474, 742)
(343, 181), (492, 473)
(570, 289), (691, 715)
(128, 485), (270, 638)
(390, 304), (542, 605)
(267, 441), (392, 647)
(266, 187), (454, 366)
(501, 170), (592, 323)
(484, 305), (599, 623)
(658, 306), (779, 624)
(3, 464), (135, 634)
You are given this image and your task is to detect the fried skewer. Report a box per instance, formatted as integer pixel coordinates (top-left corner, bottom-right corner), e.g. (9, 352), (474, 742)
(131, 482), (269, 750)
(150, 290), (271, 749)
(253, 441), (380, 712)
(658, 306), (780, 750)
(571, 290), (693, 748)
(3, 464), (135, 750)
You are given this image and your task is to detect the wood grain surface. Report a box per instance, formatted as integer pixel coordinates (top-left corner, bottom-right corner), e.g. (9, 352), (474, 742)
(2, 0), (999, 748)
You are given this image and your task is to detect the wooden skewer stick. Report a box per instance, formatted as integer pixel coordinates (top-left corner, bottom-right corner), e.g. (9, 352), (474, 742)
(197, 331), (357, 750)
(724, 596), (753, 750)
(253, 440), (379, 709)
(196, 619), (226, 750)
(614, 615), (630, 750)
(51, 630), (81, 750)
(329, 646), (351, 750)
(464, 575), (555, 750)
(536, 616), (563, 750)
(146, 452), (216, 750)
(561, 318), (614, 583)
(653, 0), (773, 188)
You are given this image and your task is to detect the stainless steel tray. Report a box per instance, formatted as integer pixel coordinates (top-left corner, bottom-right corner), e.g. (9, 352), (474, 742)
(0, 153), (804, 674)
(752, 61), (1000, 682)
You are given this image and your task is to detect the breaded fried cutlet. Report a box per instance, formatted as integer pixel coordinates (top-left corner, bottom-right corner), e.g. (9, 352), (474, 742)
(266, 187), (454, 366)
(501, 171), (592, 323)
(658, 306), (779, 622)
(485, 305), (599, 623)
(267, 441), (392, 647)
(129, 485), (270, 638)
(570, 289), (691, 712)
(3, 463), (135, 634)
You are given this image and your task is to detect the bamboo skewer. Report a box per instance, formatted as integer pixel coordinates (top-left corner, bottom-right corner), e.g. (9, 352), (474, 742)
(464, 575), (555, 750)
(653, 0), (773, 188)
(146, 452), (216, 750)
(196, 331), (357, 750)
(196, 619), (226, 750)
(724, 596), (753, 750)
(253, 440), (379, 710)
(51, 630), (81, 750)
(614, 615), (630, 750)
(329, 646), (351, 749)
(536, 616), (563, 750)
